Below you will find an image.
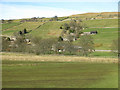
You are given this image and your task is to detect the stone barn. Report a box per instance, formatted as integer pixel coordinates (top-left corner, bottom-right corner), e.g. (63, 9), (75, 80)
(90, 31), (98, 34)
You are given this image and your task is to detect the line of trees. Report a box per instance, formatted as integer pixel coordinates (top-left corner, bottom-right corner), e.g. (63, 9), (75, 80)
(2, 34), (95, 56)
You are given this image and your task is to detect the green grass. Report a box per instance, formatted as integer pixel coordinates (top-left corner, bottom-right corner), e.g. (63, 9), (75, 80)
(2, 30), (17, 35)
(90, 52), (117, 58)
(83, 19), (118, 27)
(73, 28), (118, 50)
(2, 22), (21, 30)
(2, 60), (118, 88)
(2, 22), (44, 35)
(30, 21), (63, 38)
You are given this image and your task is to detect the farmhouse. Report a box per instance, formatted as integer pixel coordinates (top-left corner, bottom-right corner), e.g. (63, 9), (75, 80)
(51, 45), (65, 52)
(81, 31), (98, 36)
(90, 31), (98, 34)
(82, 32), (90, 35)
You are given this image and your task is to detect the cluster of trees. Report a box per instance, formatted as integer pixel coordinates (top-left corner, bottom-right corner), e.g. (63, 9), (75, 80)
(20, 17), (48, 23)
(49, 16), (58, 21)
(59, 20), (86, 42)
(2, 37), (11, 51)
(3, 34), (119, 57)
(29, 35), (94, 56)
(1, 19), (13, 24)
(14, 28), (28, 36)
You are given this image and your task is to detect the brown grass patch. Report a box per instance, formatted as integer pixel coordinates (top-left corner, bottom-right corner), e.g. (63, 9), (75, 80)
(1, 52), (118, 63)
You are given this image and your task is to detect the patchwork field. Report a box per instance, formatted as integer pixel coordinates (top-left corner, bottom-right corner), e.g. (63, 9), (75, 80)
(2, 52), (118, 88)
(2, 22), (21, 30)
(2, 22), (44, 35)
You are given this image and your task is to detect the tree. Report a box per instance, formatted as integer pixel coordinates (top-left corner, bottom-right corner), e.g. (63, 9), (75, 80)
(39, 38), (57, 54)
(64, 42), (76, 55)
(2, 37), (11, 51)
(31, 37), (57, 55)
(11, 35), (26, 52)
(18, 31), (23, 35)
(78, 35), (94, 56)
(58, 36), (63, 41)
(1, 19), (5, 23)
(7, 19), (13, 23)
(60, 20), (85, 42)
(23, 28), (27, 34)
(53, 16), (58, 21)
(111, 39), (118, 56)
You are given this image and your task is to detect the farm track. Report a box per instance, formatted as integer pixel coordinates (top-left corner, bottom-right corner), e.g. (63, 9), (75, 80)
(90, 27), (118, 28)
(1, 52), (118, 63)
(34, 22), (47, 30)
(95, 50), (117, 52)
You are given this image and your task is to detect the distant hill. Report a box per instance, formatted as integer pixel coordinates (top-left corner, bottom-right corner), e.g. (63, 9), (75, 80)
(70, 12), (118, 19)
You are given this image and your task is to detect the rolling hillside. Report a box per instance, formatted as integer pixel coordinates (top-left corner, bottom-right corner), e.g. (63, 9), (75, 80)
(70, 12), (118, 19)
(2, 12), (118, 50)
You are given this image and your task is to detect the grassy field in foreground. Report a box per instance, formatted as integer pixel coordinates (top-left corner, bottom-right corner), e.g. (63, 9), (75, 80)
(2, 60), (118, 88)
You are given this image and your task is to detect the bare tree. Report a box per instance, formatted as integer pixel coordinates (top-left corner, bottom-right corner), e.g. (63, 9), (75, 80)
(78, 35), (94, 56)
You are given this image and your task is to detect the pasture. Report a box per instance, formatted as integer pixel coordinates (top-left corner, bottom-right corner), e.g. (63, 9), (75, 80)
(2, 22), (44, 35)
(73, 28), (118, 50)
(2, 52), (118, 88)
(2, 22), (21, 30)
(83, 19), (118, 28)
(30, 21), (63, 38)
(2, 19), (117, 37)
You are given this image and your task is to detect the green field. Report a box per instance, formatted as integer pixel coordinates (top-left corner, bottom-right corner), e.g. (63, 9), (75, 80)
(83, 28), (118, 50)
(84, 19), (118, 27)
(2, 22), (21, 30)
(73, 28), (118, 50)
(90, 51), (117, 57)
(2, 60), (118, 88)
(2, 19), (118, 36)
(30, 21), (63, 38)
(2, 22), (44, 35)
